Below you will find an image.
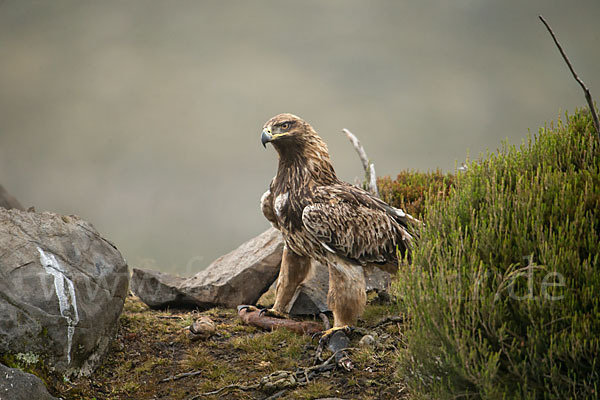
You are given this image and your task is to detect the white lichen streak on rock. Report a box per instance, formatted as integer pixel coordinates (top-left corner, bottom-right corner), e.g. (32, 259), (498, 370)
(37, 247), (80, 365)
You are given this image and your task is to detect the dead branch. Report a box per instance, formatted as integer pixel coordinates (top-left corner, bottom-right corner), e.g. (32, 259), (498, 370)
(190, 382), (259, 398)
(237, 307), (322, 335)
(318, 312), (331, 330)
(343, 128), (380, 197)
(304, 348), (348, 376)
(160, 370), (202, 383)
(539, 15), (599, 136)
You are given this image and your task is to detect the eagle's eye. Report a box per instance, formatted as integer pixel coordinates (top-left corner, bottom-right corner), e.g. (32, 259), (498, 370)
(280, 123), (290, 131)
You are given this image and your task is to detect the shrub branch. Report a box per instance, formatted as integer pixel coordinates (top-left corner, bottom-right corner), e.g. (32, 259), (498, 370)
(539, 15), (600, 137)
(342, 128), (380, 197)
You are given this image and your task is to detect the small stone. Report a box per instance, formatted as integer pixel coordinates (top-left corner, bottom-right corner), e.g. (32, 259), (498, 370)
(188, 316), (216, 340)
(359, 334), (376, 348)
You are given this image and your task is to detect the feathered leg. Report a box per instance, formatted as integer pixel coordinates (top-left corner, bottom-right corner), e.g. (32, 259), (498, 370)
(267, 246), (312, 316)
(313, 260), (366, 355)
(327, 260), (366, 328)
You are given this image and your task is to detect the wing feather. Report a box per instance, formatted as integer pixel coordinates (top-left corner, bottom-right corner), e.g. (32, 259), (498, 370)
(301, 184), (411, 265)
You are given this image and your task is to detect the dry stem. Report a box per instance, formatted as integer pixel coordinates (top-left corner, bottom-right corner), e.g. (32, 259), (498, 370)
(343, 128), (380, 197)
(539, 15), (599, 136)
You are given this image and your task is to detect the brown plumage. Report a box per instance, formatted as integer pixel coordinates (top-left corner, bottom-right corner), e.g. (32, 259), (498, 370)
(260, 113), (413, 328)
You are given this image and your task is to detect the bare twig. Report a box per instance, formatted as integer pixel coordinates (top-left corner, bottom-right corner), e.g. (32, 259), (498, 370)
(539, 15), (599, 136)
(318, 312), (331, 330)
(160, 370), (202, 383)
(342, 128), (380, 197)
(190, 383), (259, 398)
(302, 347), (350, 377)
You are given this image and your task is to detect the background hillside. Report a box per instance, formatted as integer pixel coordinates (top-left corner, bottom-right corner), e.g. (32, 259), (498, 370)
(1, 1), (599, 273)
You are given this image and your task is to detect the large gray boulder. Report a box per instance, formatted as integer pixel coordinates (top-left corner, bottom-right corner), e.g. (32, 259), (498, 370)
(0, 208), (129, 377)
(132, 227), (283, 309)
(0, 364), (58, 400)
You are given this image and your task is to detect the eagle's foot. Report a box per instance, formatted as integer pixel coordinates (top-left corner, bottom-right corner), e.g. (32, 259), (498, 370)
(313, 325), (352, 342)
(237, 305), (261, 313)
(258, 308), (288, 319)
(237, 305), (289, 320)
(313, 325), (353, 364)
(313, 325), (353, 348)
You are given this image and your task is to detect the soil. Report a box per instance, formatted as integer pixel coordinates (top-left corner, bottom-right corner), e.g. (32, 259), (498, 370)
(48, 293), (409, 399)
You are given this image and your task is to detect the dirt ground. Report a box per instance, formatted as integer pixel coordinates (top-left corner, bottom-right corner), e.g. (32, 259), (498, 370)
(49, 292), (409, 399)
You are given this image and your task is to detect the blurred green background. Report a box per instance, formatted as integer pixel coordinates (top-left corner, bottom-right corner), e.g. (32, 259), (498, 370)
(1, 1), (598, 274)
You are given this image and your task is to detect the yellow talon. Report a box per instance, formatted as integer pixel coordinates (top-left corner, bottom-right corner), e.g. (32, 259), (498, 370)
(258, 308), (288, 319)
(314, 325), (352, 342)
(237, 305), (260, 313)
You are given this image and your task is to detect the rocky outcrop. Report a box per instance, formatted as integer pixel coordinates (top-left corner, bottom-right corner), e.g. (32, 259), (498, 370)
(132, 227), (391, 314)
(0, 364), (58, 400)
(0, 184), (24, 210)
(132, 227), (283, 309)
(0, 208), (129, 377)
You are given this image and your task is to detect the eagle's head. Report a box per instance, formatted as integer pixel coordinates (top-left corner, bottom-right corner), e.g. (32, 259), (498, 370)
(261, 113), (337, 184)
(261, 113), (329, 157)
(261, 113), (312, 148)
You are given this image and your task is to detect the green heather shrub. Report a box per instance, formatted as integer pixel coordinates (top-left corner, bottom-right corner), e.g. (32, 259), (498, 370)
(394, 110), (599, 399)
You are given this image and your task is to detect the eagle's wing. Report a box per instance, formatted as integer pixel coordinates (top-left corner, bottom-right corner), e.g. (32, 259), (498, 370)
(301, 185), (412, 266)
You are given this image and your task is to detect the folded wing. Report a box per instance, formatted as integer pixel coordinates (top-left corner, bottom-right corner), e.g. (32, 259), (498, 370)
(301, 184), (412, 266)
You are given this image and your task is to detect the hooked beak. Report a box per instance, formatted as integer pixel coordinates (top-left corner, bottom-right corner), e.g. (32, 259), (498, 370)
(261, 129), (272, 148)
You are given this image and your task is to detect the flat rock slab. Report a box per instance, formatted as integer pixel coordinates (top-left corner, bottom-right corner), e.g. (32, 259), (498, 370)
(0, 209), (129, 377)
(132, 227), (283, 309)
(0, 364), (58, 400)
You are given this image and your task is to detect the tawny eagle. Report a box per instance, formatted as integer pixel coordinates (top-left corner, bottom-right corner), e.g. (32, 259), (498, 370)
(260, 113), (414, 335)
